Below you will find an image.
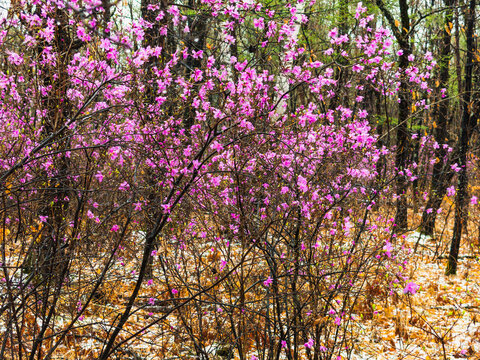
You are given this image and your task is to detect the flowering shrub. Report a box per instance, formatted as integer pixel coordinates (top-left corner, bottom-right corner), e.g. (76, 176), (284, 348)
(0, 0), (434, 358)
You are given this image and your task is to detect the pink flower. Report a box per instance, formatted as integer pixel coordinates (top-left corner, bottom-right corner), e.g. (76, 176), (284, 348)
(263, 276), (273, 287)
(328, 28), (338, 39)
(297, 175), (308, 192)
(95, 172), (104, 183)
(352, 64), (364, 72)
(119, 181), (130, 191)
(383, 242), (393, 258)
(334, 316), (341, 325)
(451, 163), (461, 172)
(77, 26), (91, 42)
(7, 51), (23, 65)
(304, 338), (314, 349)
(358, 109), (368, 118)
(171, 288), (178, 295)
(110, 224), (120, 232)
(253, 17), (265, 29)
(192, 50), (203, 59)
(447, 186), (456, 197)
(403, 282), (419, 295)
(355, 2), (367, 19)
(39, 215), (48, 223)
(471, 196), (478, 205)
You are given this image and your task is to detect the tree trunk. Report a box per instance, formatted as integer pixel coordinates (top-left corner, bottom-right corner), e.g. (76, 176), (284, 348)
(393, 0), (411, 231)
(446, 0), (476, 275)
(421, 0), (455, 235)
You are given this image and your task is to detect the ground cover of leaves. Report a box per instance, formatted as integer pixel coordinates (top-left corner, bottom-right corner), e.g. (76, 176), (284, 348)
(351, 208), (480, 360)
(2, 209), (480, 360)
(70, 231), (480, 359)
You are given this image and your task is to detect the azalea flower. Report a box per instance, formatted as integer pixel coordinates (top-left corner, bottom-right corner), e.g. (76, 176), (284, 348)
(304, 338), (314, 349)
(446, 186), (456, 197)
(403, 282), (419, 295)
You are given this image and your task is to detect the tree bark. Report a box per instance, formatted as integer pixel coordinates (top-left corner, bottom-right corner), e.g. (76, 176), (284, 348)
(375, 0), (412, 231)
(446, 0), (476, 275)
(394, 0), (412, 231)
(421, 0), (455, 235)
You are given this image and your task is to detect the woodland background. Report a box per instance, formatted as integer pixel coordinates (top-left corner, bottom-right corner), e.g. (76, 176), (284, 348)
(0, 0), (479, 358)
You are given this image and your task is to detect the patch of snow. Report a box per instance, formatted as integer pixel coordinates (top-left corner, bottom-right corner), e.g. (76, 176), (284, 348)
(405, 231), (432, 246)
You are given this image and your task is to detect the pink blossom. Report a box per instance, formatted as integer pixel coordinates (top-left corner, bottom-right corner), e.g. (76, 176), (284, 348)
(352, 64), (364, 72)
(355, 2), (367, 19)
(403, 282), (419, 295)
(447, 186), (456, 197)
(328, 28), (338, 39)
(7, 51), (23, 66)
(253, 17), (265, 29)
(119, 181), (130, 191)
(297, 175), (308, 192)
(95, 172), (104, 183)
(76, 26), (91, 42)
(304, 338), (314, 349)
(451, 163), (461, 172)
(383, 242), (393, 257)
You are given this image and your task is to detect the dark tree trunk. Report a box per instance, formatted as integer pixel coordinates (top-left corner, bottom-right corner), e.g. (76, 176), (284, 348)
(446, 0), (476, 275)
(141, 0), (169, 278)
(28, 9), (77, 359)
(393, 0), (412, 231)
(375, 0), (412, 232)
(421, 0), (455, 236)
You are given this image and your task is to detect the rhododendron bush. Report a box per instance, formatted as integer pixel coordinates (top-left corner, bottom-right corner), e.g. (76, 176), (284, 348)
(0, 0), (436, 358)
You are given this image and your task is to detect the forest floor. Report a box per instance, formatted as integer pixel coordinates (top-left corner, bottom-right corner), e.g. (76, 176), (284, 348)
(353, 210), (480, 360)
(94, 210), (480, 360)
(3, 208), (480, 360)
